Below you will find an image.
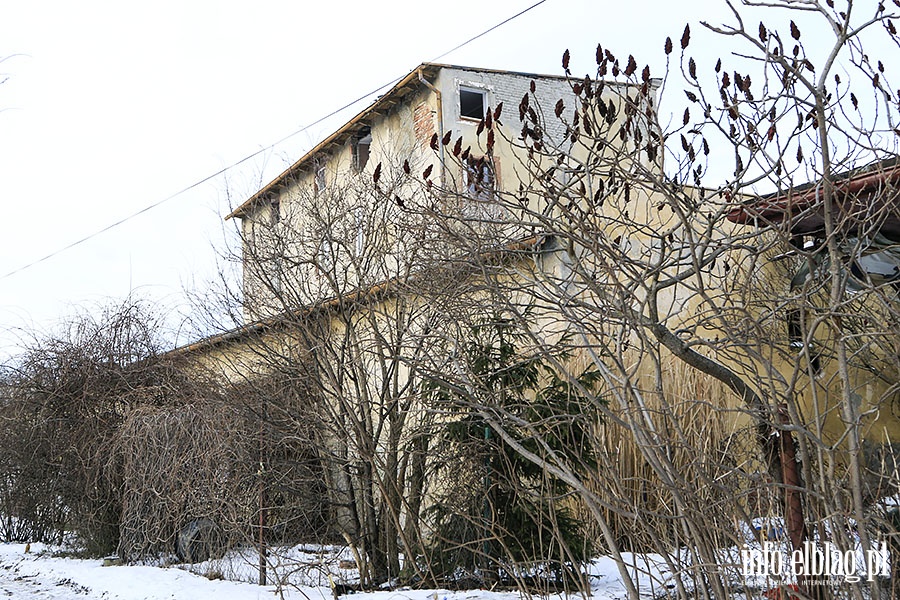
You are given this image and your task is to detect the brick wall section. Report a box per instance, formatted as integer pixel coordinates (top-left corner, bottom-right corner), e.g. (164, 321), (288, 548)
(414, 102), (435, 150)
(487, 73), (573, 149)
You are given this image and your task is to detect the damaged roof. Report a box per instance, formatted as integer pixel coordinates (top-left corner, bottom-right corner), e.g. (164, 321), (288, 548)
(225, 62), (594, 221)
(726, 156), (900, 242)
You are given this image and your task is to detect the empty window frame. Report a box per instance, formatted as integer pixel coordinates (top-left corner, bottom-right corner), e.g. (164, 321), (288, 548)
(315, 162), (327, 195)
(459, 87), (487, 120)
(787, 309), (823, 376)
(352, 126), (372, 173)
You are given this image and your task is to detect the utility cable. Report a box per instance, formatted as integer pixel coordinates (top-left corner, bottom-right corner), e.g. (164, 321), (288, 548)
(1, 0), (550, 281)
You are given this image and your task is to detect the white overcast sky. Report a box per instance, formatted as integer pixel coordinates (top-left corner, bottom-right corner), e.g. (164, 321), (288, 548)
(0, 1), (891, 353)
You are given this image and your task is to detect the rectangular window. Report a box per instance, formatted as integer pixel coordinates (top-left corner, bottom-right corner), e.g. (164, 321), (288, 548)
(315, 162), (327, 195)
(465, 156), (495, 200)
(317, 236), (334, 272)
(459, 87), (486, 120)
(352, 126), (372, 173)
(787, 309), (804, 349)
(787, 309), (823, 376)
(271, 256), (282, 293)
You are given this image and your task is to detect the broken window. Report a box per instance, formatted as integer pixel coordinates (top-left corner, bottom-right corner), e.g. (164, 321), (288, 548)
(352, 126), (372, 173)
(849, 247), (900, 288)
(315, 162), (327, 195)
(790, 234), (900, 293)
(787, 309), (823, 376)
(465, 156), (495, 200)
(459, 87), (486, 120)
(459, 156), (504, 225)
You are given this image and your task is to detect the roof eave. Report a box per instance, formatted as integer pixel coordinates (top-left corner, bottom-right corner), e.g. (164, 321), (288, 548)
(726, 161), (900, 226)
(225, 63), (441, 221)
(165, 235), (542, 359)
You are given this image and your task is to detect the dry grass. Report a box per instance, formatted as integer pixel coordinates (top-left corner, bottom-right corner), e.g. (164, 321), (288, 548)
(583, 353), (774, 552)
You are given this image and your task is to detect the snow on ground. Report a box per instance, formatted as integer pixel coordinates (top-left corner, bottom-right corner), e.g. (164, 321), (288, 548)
(3, 537), (843, 600)
(2, 512), (894, 599)
(0, 542), (675, 600)
(0, 543), (313, 600)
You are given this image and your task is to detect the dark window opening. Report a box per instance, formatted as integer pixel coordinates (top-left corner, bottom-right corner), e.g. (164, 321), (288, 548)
(809, 354), (822, 376)
(787, 309), (823, 376)
(787, 309), (804, 349)
(460, 88), (486, 120)
(270, 199), (280, 226)
(352, 126), (372, 173)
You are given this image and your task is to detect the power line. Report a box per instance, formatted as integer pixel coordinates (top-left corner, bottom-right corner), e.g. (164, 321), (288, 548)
(1, 0), (550, 282)
(430, 0), (547, 63)
(0, 89), (397, 280)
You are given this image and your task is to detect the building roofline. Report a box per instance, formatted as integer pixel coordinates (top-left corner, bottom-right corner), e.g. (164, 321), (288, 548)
(226, 62), (439, 220)
(166, 272), (405, 358)
(726, 156), (900, 226)
(226, 61), (645, 220)
(165, 234), (542, 359)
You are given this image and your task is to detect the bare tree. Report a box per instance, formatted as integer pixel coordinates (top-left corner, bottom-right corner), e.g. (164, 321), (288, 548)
(199, 162), (449, 587)
(0, 300), (184, 554)
(377, 2), (900, 598)
(185, 4), (900, 597)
